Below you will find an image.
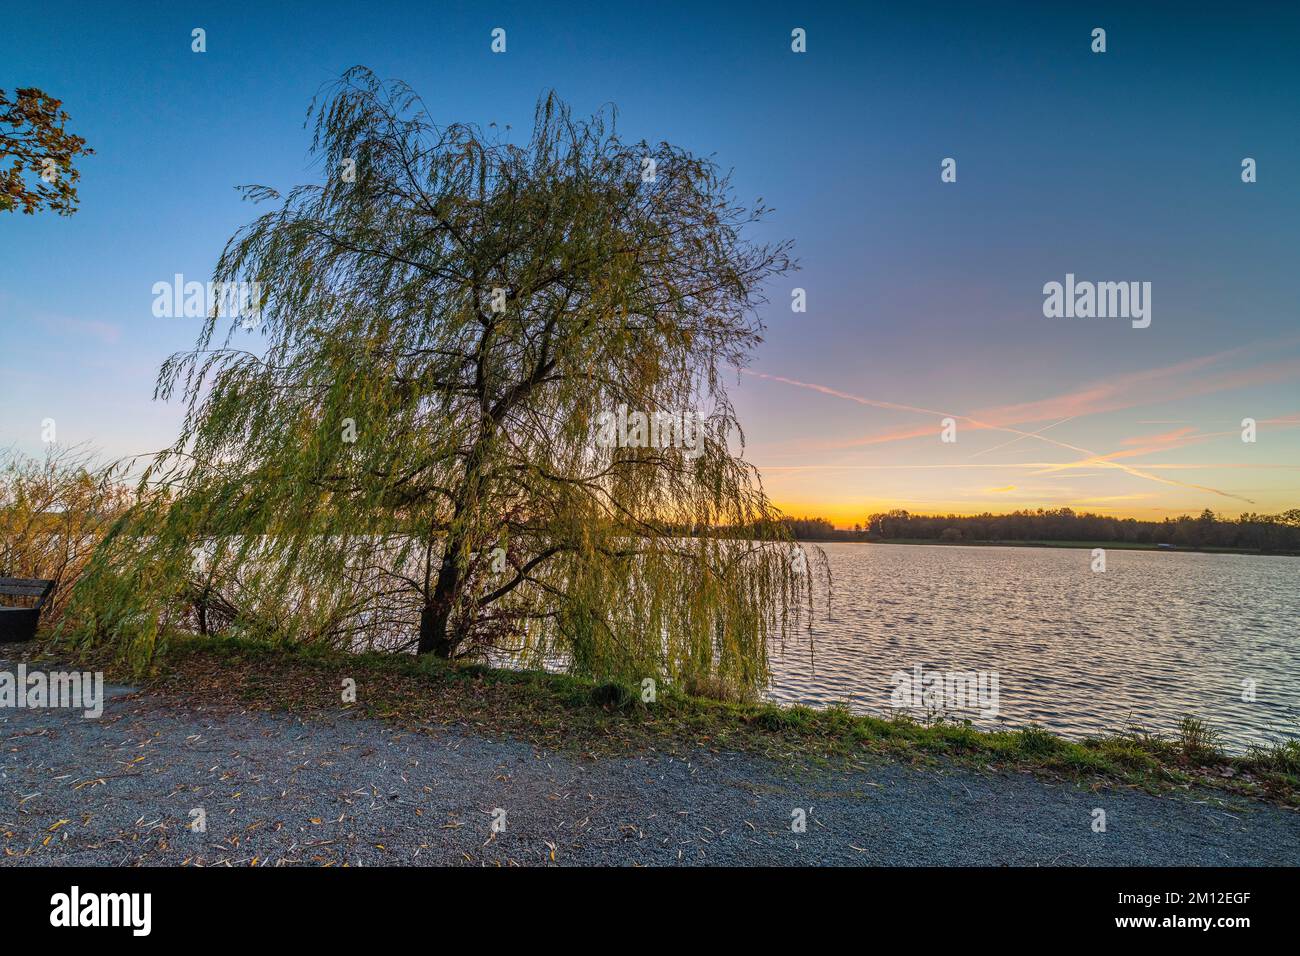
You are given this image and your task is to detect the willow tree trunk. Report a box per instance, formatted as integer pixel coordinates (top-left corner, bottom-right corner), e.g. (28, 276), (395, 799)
(416, 436), (491, 657)
(418, 548), (461, 657)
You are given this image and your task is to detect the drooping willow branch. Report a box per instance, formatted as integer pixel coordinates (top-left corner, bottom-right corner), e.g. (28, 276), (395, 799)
(65, 67), (826, 696)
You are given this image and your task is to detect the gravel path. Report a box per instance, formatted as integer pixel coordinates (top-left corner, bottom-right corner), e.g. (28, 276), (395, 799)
(3, 683), (1298, 866)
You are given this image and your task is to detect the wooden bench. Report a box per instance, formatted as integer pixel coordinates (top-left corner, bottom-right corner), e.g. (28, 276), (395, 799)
(0, 578), (56, 643)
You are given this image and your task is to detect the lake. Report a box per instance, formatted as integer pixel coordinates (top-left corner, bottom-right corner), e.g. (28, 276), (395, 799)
(766, 542), (1300, 752)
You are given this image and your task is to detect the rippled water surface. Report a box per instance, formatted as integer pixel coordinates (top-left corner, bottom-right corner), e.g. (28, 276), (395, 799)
(765, 543), (1300, 751)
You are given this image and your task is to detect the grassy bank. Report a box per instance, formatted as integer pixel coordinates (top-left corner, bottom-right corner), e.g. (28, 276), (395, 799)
(22, 633), (1300, 806)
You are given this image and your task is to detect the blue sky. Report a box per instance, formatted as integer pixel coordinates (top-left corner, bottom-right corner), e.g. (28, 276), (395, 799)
(3, 1), (1298, 523)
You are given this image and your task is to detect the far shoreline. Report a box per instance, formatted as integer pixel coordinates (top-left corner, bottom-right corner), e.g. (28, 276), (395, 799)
(794, 537), (1300, 557)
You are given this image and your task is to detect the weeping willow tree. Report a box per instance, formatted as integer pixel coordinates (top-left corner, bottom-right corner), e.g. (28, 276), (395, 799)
(70, 67), (821, 695)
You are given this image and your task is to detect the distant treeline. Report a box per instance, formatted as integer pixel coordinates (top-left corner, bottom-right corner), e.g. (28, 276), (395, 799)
(776, 508), (1300, 551)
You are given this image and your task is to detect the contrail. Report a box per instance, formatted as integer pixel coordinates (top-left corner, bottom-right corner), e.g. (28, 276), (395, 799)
(968, 416), (1076, 459)
(737, 368), (1255, 504)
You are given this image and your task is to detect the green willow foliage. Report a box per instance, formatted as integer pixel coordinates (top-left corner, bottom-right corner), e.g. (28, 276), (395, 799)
(67, 67), (822, 695)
